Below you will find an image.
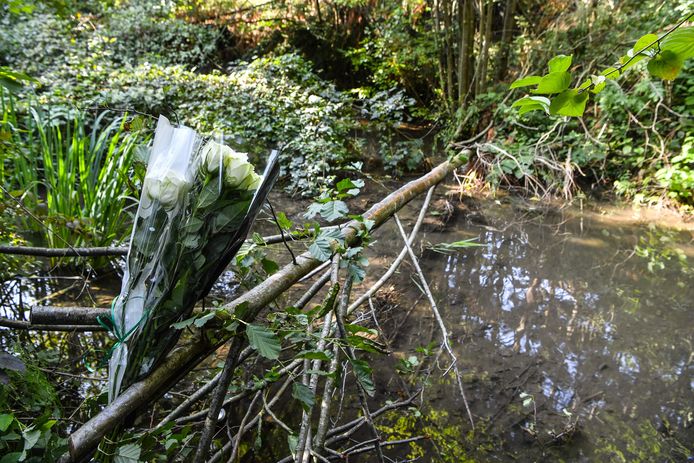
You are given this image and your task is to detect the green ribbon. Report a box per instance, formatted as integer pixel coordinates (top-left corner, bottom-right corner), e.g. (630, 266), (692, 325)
(84, 297), (146, 372)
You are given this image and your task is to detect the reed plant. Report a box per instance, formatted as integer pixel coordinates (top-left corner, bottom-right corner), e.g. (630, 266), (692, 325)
(1, 90), (149, 252)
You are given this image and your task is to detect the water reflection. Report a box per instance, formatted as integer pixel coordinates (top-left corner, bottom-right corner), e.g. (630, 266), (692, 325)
(414, 200), (693, 459)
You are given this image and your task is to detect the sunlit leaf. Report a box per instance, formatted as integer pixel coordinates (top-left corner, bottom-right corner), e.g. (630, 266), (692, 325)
(660, 27), (694, 60)
(532, 72), (571, 94)
(549, 89), (590, 117)
(547, 54), (572, 73)
(509, 75), (542, 89)
(647, 50), (684, 80)
(633, 33), (659, 55)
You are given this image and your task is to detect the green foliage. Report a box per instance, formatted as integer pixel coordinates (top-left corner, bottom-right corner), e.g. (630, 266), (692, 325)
(510, 17), (694, 117)
(0, 353), (67, 461)
(246, 323), (282, 360)
(1, 96), (148, 250)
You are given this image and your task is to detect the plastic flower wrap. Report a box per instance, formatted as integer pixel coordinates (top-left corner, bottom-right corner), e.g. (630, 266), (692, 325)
(108, 116), (278, 402)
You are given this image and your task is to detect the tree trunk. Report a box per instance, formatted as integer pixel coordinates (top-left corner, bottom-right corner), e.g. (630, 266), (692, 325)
(495, 0), (517, 81)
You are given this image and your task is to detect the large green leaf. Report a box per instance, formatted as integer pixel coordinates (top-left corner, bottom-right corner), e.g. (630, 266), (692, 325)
(647, 50), (684, 80)
(509, 75), (542, 89)
(549, 89), (590, 117)
(661, 27), (694, 60)
(512, 96), (550, 115)
(532, 72), (571, 94)
(246, 323), (281, 360)
(350, 358), (375, 397)
(548, 54), (573, 73)
(292, 382), (315, 411)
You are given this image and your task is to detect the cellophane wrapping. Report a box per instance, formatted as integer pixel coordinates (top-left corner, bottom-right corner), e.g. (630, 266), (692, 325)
(108, 115), (278, 402)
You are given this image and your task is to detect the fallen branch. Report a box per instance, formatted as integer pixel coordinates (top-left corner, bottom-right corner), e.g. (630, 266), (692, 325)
(0, 228), (341, 258)
(64, 152), (470, 461)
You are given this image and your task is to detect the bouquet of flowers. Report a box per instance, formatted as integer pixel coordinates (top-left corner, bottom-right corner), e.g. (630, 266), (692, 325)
(107, 116), (279, 402)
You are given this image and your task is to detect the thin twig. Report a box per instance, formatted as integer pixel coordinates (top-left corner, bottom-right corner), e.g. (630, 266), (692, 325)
(394, 214), (475, 429)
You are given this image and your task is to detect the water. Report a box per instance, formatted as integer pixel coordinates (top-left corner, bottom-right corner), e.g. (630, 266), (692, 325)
(367, 197), (694, 461)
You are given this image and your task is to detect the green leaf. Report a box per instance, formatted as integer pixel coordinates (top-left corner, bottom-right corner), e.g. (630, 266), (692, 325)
(197, 178), (220, 208)
(0, 414), (13, 432)
(549, 89), (590, 117)
(647, 50), (684, 80)
(350, 358), (375, 397)
(22, 428), (41, 451)
(115, 443), (141, 463)
(288, 434), (298, 455)
(313, 283), (340, 319)
(261, 258), (279, 275)
(309, 238), (332, 261)
(512, 96), (550, 110)
(171, 317), (196, 330)
(601, 67), (621, 80)
(0, 453), (22, 463)
(319, 200), (349, 222)
(633, 33), (659, 55)
(589, 75), (606, 94)
(513, 96), (550, 115)
(509, 75), (542, 89)
(532, 72), (571, 94)
(292, 382), (315, 411)
(296, 350), (332, 361)
(518, 104), (546, 115)
(275, 212), (293, 231)
(548, 54), (572, 73)
(246, 324), (281, 360)
(661, 27), (694, 60)
(193, 311), (216, 328)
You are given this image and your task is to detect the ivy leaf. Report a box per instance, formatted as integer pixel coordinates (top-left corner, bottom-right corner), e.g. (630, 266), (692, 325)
(246, 323), (281, 360)
(532, 72), (571, 94)
(319, 200), (349, 222)
(549, 89), (589, 117)
(114, 443), (141, 463)
(292, 382), (315, 411)
(661, 27), (694, 60)
(350, 358), (376, 397)
(548, 54), (572, 73)
(647, 50), (684, 80)
(509, 75), (542, 89)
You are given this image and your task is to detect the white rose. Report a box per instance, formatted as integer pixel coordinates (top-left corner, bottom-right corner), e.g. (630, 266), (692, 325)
(223, 150), (252, 188)
(239, 171), (261, 191)
(145, 170), (189, 209)
(200, 140), (233, 174)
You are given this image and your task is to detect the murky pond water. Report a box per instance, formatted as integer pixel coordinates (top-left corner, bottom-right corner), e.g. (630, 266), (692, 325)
(366, 196), (694, 462)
